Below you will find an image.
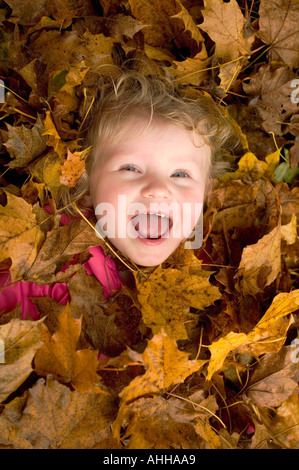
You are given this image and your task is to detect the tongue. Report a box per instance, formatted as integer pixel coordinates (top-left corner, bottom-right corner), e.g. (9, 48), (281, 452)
(132, 213), (169, 238)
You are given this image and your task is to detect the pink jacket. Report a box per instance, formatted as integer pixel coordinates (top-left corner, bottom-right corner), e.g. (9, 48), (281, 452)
(0, 209), (124, 320)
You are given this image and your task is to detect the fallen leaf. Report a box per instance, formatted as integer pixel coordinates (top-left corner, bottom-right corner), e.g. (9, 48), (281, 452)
(4, 115), (47, 168)
(0, 376), (117, 449)
(135, 265), (221, 340)
(271, 392), (299, 449)
(0, 318), (44, 403)
(25, 217), (102, 284)
(245, 346), (298, 408)
(281, 213), (297, 245)
(235, 224), (281, 296)
(34, 305), (99, 392)
(207, 289), (299, 379)
(113, 395), (215, 449)
(60, 148), (89, 188)
(119, 329), (206, 404)
(258, 0), (299, 68)
(0, 190), (45, 283)
(200, 0), (254, 90)
(243, 64), (298, 135)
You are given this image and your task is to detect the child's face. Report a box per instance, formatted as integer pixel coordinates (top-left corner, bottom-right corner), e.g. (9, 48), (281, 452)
(89, 118), (210, 267)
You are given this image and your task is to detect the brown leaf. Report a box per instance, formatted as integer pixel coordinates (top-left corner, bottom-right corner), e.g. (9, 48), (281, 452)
(34, 305), (99, 392)
(119, 329), (206, 404)
(0, 318), (44, 403)
(0, 191), (45, 283)
(135, 262), (221, 340)
(271, 392), (299, 449)
(258, 0), (299, 68)
(243, 64), (298, 135)
(0, 376), (118, 449)
(128, 0), (178, 47)
(4, 0), (52, 25)
(68, 269), (134, 356)
(5, 115), (47, 168)
(245, 346), (298, 408)
(113, 395), (215, 449)
(200, 0), (254, 90)
(235, 223), (281, 296)
(25, 217), (102, 284)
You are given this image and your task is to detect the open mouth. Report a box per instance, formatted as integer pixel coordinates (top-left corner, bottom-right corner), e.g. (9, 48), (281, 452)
(130, 212), (173, 239)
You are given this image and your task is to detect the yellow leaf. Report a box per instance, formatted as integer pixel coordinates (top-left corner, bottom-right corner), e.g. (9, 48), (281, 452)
(34, 305), (99, 392)
(235, 224), (281, 296)
(0, 318), (44, 403)
(0, 191), (45, 282)
(42, 111), (67, 157)
(265, 148), (281, 178)
(135, 265), (221, 340)
(271, 392), (299, 449)
(220, 151), (268, 182)
(119, 330), (206, 404)
(200, 0), (254, 61)
(207, 331), (248, 380)
(200, 0), (254, 90)
(166, 50), (211, 86)
(207, 290), (299, 379)
(172, 0), (206, 48)
(281, 213), (297, 245)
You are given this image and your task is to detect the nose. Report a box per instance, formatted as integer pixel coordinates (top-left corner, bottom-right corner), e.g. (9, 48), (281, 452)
(140, 174), (172, 199)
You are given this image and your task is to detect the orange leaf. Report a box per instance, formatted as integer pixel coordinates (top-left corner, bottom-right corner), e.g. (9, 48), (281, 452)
(34, 305), (99, 392)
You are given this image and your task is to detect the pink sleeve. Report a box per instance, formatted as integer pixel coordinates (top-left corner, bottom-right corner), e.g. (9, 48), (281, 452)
(0, 207), (124, 320)
(0, 272), (70, 320)
(84, 246), (124, 299)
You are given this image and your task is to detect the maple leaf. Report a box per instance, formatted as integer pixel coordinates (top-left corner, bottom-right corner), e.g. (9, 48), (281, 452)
(199, 0), (254, 90)
(243, 64), (299, 135)
(113, 395), (220, 449)
(0, 191), (45, 283)
(271, 392), (299, 449)
(135, 264), (221, 340)
(235, 223), (282, 297)
(119, 329), (206, 404)
(206, 289), (299, 379)
(60, 148), (89, 188)
(245, 346), (298, 408)
(0, 318), (44, 403)
(258, 0), (299, 69)
(4, 114), (47, 168)
(0, 376), (118, 449)
(34, 305), (99, 392)
(25, 217), (102, 284)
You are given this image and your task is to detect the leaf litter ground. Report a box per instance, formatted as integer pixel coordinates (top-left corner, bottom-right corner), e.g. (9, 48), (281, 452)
(0, 0), (298, 449)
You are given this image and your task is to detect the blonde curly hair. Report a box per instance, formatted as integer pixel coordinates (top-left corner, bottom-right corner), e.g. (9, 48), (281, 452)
(58, 69), (242, 214)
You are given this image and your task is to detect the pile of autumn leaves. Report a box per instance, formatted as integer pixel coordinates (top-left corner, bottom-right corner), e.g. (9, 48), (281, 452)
(0, 0), (298, 449)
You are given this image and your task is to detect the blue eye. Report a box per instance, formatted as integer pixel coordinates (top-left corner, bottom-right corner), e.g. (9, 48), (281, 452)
(172, 170), (190, 178)
(120, 165), (138, 172)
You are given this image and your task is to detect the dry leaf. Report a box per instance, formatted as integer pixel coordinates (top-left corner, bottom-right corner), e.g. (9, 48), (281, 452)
(245, 346), (298, 408)
(258, 0), (299, 68)
(0, 318), (44, 403)
(200, 0), (254, 90)
(135, 265), (221, 339)
(60, 148), (89, 188)
(0, 376), (117, 449)
(4, 115), (47, 168)
(207, 289), (299, 379)
(34, 305), (99, 392)
(119, 329), (206, 404)
(0, 191), (45, 283)
(235, 224), (281, 296)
